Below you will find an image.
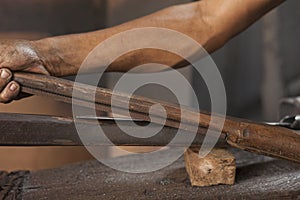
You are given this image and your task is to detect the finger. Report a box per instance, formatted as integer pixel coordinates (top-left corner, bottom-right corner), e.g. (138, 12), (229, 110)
(0, 81), (20, 103)
(0, 68), (12, 91)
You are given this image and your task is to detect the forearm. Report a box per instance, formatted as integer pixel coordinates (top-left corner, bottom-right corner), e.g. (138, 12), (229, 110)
(34, 0), (285, 76)
(34, 4), (211, 76)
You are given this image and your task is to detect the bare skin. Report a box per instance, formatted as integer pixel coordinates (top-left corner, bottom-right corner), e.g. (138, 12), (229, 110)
(0, 0), (285, 103)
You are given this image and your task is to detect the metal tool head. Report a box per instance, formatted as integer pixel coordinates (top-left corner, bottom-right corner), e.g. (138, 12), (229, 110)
(280, 115), (300, 130)
(76, 116), (145, 122)
(266, 115), (300, 130)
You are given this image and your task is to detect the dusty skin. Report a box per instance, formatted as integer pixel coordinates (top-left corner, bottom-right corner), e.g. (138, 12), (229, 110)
(0, 0), (285, 103)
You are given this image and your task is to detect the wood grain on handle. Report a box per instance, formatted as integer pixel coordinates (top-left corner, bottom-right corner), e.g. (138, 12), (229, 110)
(13, 72), (300, 163)
(226, 122), (300, 163)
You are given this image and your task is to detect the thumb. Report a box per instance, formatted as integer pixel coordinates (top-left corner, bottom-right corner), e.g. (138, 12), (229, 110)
(24, 65), (50, 75)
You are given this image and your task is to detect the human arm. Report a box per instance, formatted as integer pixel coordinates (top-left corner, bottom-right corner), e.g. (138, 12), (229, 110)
(0, 0), (285, 102)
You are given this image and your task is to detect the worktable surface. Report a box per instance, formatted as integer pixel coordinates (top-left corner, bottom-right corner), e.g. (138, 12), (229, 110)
(1, 149), (299, 199)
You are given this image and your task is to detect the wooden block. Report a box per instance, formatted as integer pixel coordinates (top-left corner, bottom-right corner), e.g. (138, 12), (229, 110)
(184, 148), (236, 187)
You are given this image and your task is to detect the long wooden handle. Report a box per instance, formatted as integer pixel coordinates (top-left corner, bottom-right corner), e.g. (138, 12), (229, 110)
(13, 72), (216, 134)
(13, 72), (300, 163)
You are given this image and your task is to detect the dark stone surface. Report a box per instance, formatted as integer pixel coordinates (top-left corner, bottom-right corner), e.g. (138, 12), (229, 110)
(16, 149), (300, 200)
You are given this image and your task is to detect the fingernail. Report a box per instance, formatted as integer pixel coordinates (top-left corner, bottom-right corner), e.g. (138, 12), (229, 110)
(9, 83), (17, 91)
(1, 70), (10, 79)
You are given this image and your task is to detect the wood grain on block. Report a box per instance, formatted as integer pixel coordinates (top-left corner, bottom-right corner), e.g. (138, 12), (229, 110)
(184, 148), (236, 187)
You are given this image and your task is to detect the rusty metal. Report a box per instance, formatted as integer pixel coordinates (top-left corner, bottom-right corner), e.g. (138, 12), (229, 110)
(0, 113), (226, 147)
